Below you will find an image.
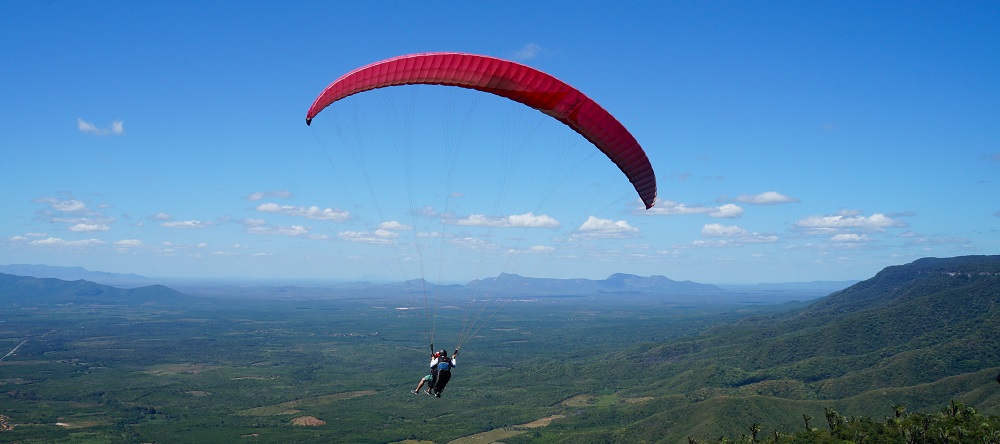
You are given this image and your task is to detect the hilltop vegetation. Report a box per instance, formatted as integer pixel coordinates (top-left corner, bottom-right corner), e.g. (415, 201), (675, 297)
(511, 255), (1000, 442)
(0, 256), (998, 443)
(682, 400), (1000, 444)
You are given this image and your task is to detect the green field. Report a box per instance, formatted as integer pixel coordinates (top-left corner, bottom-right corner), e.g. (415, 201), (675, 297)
(0, 291), (762, 443)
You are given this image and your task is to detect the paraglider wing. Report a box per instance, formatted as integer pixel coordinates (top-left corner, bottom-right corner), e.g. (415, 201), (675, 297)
(305, 52), (657, 209)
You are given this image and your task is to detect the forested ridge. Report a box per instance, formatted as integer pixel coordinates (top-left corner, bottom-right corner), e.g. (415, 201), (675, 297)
(511, 256), (1000, 442)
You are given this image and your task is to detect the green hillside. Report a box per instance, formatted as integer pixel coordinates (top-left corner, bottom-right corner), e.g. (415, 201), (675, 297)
(516, 255), (1000, 442)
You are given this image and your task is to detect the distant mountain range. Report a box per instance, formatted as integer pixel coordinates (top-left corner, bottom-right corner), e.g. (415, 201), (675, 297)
(0, 264), (854, 300)
(0, 264), (152, 287)
(466, 272), (724, 295)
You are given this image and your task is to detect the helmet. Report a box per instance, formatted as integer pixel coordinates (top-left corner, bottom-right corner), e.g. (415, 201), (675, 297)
(438, 349), (448, 357)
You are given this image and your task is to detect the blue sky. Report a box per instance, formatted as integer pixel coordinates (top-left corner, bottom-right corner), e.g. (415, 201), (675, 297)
(2, 2), (998, 284)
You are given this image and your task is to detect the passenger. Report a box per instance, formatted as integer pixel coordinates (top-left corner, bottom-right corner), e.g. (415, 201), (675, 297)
(412, 351), (440, 395)
(411, 373), (433, 395)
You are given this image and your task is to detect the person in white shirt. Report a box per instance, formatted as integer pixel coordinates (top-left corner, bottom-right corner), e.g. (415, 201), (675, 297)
(411, 351), (440, 395)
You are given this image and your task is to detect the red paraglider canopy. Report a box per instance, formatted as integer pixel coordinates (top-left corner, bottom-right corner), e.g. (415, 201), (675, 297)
(306, 52), (657, 209)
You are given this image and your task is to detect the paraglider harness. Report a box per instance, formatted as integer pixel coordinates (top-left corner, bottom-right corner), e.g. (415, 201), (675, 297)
(436, 356), (454, 372)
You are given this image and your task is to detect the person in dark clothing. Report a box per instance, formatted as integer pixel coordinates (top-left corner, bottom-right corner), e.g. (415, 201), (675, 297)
(428, 349), (457, 397)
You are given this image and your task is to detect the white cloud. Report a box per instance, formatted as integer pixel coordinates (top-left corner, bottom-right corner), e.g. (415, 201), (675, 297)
(709, 204), (744, 218)
(701, 224), (748, 237)
(256, 203), (349, 222)
(508, 213), (559, 228)
(740, 234), (779, 243)
(36, 196), (118, 230)
(30, 237), (105, 247)
(416, 206), (441, 218)
(644, 199), (708, 216)
(37, 197), (86, 212)
(50, 216), (111, 225)
(150, 212), (171, 221)
(697, 224), (778, 247)
(450, 237), (499, 250)
(644, 199), (744, 219)
(247, 224), (310, 237)
(116, 239), (143, 247)
(449, 212), (559, 228)
(69, 223), (110, 232)
(78, 118), (124, 136)
(247, 191), (292, 201)
(572, 216), (639, 240)
(244, 219), (326, 239)
(734, 191), (799, 205)
(902, 234), (971, 247)
(507, 245), (555, 254)
(692, 239), (735, 247)
(162, 220), (211, 229)
(831, 233), (871, 243)
(339, 230), (396, 245)
(512, 43), (542, 60)
(450, 215), (492, 226)
(379, 221), (412, 231)
(795, 211), (906, 232)
(11, 232), (48, 242)
(77, 119), (98, 133)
